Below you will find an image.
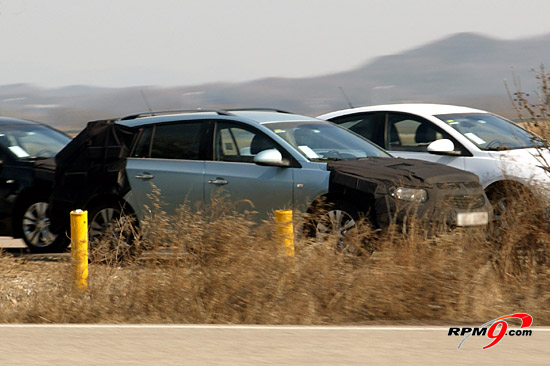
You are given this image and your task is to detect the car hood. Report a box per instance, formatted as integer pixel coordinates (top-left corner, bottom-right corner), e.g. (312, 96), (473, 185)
(327, 157), (480, 192)
(33, 157), (56, 183)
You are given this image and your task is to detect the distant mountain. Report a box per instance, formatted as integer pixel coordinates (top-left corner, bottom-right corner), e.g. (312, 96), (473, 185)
(1, 32), (549, 130)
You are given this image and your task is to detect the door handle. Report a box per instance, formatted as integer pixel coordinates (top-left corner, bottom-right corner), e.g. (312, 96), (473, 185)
(135, 173), (154, 180)
(208, 177), (228, 185)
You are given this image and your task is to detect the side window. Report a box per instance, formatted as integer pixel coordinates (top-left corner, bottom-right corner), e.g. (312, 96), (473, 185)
(387, 113), (455, 152)
(329, 113), (385, 148)
(150, 122), (204, 160)
(215, 122), (279, 163)
(132, 126), (153, 158)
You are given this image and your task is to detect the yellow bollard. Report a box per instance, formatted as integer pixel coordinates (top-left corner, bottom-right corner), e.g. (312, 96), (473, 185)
(70, 210), (88, 292)
(275, 209), (294, 257)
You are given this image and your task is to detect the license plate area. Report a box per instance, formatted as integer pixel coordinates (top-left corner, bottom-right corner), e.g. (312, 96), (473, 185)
(457, 212), (489, 226)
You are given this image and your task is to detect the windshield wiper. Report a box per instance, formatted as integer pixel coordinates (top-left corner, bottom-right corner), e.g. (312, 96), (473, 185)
(310, 157), (343, 162)
(20, 156), (50, 161)
(486, 146), (511, 151)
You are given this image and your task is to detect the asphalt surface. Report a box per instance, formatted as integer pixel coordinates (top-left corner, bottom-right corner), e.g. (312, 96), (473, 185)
(0, 325), (548, 365)
(0, 237), (25, 248)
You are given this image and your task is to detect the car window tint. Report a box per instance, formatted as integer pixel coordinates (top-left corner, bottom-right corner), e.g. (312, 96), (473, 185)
(0, 125), (69, 158)
(329, 113), (385, 147)
(388, 113), (454, 152)
(132, 126), (153, 158)
(150, 122), (203, 160)
(215, 122), (278, 163)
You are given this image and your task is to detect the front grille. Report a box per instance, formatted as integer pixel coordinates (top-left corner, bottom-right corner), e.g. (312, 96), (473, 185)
(463, 181), (482, 189)
(437, 181), (481, 189)
(446, 194), (486, 209)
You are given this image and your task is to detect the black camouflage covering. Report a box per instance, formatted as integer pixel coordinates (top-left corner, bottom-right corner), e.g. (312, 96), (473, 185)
(50, 119), (137, 232)
(327, 157), (488, 228)
(327, 157), (479, 190)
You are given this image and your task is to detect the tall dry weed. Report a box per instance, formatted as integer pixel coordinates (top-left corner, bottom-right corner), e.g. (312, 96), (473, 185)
(1, 188), (550, 324)
(509, 64), (550, 140)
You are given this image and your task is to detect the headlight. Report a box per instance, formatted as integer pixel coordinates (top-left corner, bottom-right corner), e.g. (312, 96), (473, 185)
(389, 187), (428, 203)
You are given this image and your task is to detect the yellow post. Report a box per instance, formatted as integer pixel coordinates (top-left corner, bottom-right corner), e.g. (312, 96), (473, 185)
(275, 209), (294, 257)
(70, 210), (88, 292)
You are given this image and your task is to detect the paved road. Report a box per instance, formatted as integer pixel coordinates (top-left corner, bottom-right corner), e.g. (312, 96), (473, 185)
(0, 237), (25, 248)
(0, 325), (548, 365)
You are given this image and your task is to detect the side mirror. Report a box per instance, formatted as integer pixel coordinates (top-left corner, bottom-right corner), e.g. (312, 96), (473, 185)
(254, 149), (288, 167)
(427, 139), (460, 155)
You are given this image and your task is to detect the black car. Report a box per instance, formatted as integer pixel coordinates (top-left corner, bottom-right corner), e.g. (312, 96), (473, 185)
(0, 117), (71, 252)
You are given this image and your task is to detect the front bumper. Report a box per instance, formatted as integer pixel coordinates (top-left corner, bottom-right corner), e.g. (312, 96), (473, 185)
(374, 183), (492, 229)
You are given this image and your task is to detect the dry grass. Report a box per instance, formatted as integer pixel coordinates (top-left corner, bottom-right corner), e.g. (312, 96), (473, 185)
(1, 187), (550, 325)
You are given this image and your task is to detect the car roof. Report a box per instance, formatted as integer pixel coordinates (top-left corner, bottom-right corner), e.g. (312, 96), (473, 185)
(229, 110), (320, 124)
(118, 109), (322, 128)
(319, 103), (489, 119)
(0, 117), (40, 125)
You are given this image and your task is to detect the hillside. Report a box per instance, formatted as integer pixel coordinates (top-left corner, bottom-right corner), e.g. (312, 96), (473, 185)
(1, 32), (549, 130)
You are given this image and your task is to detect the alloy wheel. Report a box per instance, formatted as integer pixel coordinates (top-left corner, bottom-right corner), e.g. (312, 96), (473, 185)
(22, 202), (57, 248)
(316, 209), (358, 250)
(89, 207), (124, 242)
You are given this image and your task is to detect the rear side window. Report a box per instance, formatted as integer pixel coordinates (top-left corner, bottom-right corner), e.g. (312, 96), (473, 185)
(329, 113), (385, 148)
(150, 122), (204, 160)
(132, 127), (153, 158)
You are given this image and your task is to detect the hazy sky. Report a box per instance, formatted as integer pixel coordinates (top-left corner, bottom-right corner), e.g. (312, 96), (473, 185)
(2, 0), (550, 88)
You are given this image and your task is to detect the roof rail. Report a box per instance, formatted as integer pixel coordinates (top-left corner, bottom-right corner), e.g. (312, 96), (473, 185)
(225, 108), (293, 114)
(119, 109), (235, 121)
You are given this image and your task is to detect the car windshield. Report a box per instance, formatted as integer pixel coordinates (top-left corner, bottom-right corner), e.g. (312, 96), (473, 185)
(434, 113), (541, 151)
(263, 121), (391, 161)
(0, 124), (71, 159)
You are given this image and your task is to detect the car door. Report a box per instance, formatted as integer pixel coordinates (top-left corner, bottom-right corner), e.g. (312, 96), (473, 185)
(203, 121), (294, 219)
(0, 150), (22, 235)
(384, 112), (467, 170)
(125, 121), (209, 219)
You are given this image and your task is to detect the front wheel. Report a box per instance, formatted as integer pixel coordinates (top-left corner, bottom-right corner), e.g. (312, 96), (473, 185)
(312, 200), (369, 254)
(485, 183), (529, 237)
(19, 199), (68, 253)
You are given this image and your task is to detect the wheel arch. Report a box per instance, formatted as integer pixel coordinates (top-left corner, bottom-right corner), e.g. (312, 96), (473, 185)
(84, 194), (138, 225)
(306, 191), (377, 222)
(485, 180), (530, 203)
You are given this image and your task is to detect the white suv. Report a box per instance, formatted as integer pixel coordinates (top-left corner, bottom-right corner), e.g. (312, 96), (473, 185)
(319, 104), (550, 204)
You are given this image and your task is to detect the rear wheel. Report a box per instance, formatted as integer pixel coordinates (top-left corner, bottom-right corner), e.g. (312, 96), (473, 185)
(87, 200), (140, 263)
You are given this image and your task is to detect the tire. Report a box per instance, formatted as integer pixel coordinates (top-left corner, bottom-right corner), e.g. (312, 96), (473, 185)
(18, 198), (68, 253)
(87, 200), (140, 263)
(312, 199), (366, 254)
(486, 182), (529, 236)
